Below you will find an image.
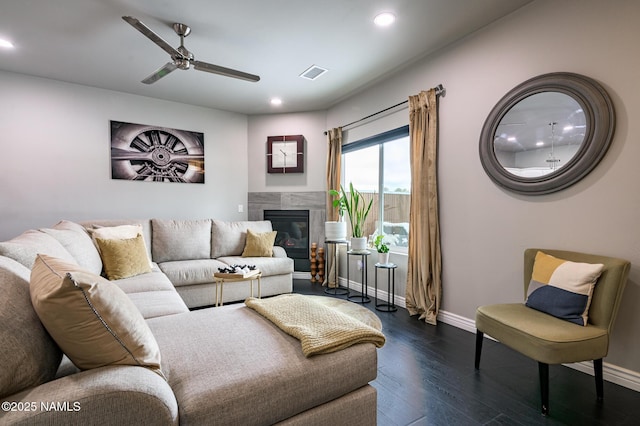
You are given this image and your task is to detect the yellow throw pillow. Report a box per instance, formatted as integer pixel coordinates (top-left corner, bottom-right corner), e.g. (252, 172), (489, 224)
(89, 224), (153, 268)
(242, 229), (277, 257)
(95, 235), (152, 280)
(29, 254), (163, 376)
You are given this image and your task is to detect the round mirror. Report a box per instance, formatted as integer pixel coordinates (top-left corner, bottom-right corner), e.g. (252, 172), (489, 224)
(480, 72), (615, 195)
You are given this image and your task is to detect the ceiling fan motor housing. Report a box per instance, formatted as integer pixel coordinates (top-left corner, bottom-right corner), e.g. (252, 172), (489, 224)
(174, 46), (193, 69)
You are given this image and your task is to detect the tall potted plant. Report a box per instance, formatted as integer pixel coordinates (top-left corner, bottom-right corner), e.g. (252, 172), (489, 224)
(329, 182), (373, 251)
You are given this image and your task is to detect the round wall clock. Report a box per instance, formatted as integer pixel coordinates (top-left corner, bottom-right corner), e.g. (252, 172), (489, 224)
(266, 135), (305, 173)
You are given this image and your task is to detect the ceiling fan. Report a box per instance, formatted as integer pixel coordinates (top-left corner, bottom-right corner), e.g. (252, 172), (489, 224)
(122, 16), (260, 84)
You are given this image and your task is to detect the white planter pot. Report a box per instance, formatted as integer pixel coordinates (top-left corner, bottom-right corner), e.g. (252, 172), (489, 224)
(378, 252), (390, 265)
(325, 221), (347, 241)
(350, 236), (368, 252)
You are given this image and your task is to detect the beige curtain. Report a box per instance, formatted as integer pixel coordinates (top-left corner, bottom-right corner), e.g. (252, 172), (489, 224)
(405, 89), (442, 325)
(324, 127), (342, 287)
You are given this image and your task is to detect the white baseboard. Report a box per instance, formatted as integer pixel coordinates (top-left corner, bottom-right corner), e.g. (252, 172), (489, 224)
(435, 310), (640, 393)
(336, 277), (640, 393)
(293, 272), (312, 280)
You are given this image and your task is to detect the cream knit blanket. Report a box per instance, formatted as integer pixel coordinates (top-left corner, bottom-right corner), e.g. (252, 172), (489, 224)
(245, 294), (386, 357)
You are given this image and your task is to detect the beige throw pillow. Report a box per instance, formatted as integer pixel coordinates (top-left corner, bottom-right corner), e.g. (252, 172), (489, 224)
(242, 229), (277, 257)
(29, 254), (163, 376)
(95, 235), (152, 280)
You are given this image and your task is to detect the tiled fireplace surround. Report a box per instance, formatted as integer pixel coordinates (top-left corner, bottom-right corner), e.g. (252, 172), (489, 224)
(248, 191), (326, 272)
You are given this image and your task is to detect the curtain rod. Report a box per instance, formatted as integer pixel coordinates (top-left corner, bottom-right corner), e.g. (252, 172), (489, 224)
(325, 84), (445, 135)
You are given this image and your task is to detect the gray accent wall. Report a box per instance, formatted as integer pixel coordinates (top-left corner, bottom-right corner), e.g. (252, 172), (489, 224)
(326, 0), (640, 378)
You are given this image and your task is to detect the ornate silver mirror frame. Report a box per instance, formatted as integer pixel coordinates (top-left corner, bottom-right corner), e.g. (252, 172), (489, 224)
(479, 72), (615, 195)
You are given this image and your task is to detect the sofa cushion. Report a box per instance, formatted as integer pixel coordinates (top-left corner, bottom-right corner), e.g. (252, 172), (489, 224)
(0, 256), (62, 399)
(111, 269), (189, 319)
(526, 251), (604, 326)
(151, 219), (211, 263)
(0, 230), (77, 269)
(218, 255), (294, 277)
(158, 258), (230, 287)
(30, 254), (163, 375)
(146, 304), (377, 425)
(211, 220), (273, 258)
(95, 234), (152, 280)
(41, 220), (103, 275)
(242, 229), (277, 257)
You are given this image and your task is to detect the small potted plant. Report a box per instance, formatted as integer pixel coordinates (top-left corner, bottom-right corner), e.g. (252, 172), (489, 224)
(329, 182), (373, 251)
(373, 234), (390, 265)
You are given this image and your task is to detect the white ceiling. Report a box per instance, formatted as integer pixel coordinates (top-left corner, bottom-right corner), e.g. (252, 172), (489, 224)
(0, 0), (532, 115)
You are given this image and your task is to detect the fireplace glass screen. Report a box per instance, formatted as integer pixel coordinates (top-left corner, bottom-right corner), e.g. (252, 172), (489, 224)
(263, 210), (310, 271)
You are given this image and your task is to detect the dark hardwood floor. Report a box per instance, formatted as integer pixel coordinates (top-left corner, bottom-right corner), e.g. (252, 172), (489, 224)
(293, 279), (640, 426)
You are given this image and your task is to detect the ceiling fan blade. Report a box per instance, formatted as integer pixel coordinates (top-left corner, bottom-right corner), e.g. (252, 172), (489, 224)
(142, 62), (178, 84)
(122, 16), (181, 58)
(193, 60), (260, 82)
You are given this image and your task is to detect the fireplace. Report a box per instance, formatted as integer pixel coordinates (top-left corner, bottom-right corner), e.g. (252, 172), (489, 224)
(264, 210), (310, 271)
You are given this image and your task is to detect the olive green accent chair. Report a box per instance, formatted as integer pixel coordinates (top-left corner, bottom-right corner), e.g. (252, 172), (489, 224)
(475, 248), (630, 416)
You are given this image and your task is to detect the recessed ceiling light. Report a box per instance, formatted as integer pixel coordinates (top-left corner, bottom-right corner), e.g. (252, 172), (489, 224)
(374, 12), (396, 27)
(0, 39), (15, 49)
(270, 98), (282, 106)
(536, 141), (545, 146)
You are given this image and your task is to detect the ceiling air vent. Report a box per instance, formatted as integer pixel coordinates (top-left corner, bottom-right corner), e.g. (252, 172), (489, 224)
(299, 65), (328, 81)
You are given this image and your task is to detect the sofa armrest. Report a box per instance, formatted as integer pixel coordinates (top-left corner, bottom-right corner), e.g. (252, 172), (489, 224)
(273, 246), (288, 258)
(1, 366), (178, 426)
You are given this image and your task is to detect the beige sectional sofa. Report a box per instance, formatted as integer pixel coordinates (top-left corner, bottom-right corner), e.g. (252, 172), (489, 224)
(0, 219), (379, 425)
(79, 218), (294, 310)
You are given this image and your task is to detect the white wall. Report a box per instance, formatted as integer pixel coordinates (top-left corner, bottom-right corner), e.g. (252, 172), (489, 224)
(0, 71), (249, 240)
(326, 0), (640, 376)
(247, 111), (327, 192)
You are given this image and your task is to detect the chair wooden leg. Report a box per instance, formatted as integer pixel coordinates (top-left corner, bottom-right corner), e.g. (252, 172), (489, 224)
(594, 358), (604, 401)
(475, 331), (483, 370)
(538, 362), (549, 415)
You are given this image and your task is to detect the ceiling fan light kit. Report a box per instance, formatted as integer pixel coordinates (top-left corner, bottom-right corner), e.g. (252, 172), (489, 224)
(122, 16), (260, 84)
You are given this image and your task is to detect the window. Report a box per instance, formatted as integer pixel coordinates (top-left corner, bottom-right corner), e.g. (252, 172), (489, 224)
(342, 126), (410, 252)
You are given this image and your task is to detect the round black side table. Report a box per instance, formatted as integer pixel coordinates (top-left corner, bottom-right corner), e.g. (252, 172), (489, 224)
(323, 239), (349, 296)
(374, 262), (397, 312)
(347, 249), (371, 304)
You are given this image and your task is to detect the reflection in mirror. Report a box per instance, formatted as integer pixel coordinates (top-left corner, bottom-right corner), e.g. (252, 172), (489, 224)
(494, 92), (586, 177)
